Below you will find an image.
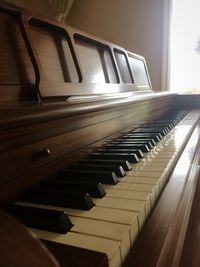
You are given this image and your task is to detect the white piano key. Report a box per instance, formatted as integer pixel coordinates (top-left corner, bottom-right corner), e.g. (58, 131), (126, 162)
(104, 182), (157, 205)
(140, 157), (173, 163)
(130, 165), (167, 172)
(123, 176), (160, 185)
(70, 216), (131, 261)
(122, 175), (165, 194)
(94, 197), (146, 228)
(145, 152), (175, 159)
(105, 188), (150, 201)
(105, 189), (151, 216)
(126, 171), (162, 178)
(68, 207), (139, 243)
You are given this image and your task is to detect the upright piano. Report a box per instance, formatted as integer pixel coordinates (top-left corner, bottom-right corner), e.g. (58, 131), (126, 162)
(0, 1), (200, 267)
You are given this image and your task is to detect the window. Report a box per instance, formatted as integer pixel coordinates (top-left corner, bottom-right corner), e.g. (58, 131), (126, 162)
(170, 0), (200, 93)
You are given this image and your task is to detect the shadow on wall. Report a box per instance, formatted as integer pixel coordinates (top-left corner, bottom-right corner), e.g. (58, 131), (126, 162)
(6, 0), (74, 22)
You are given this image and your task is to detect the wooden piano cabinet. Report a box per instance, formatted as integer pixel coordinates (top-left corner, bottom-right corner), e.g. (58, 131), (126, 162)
(43, 240), (109, 267)
(0, 209), (60, 267)
(1, 1), (200, 267)
(0, 94), (174, 205)
(180, 166), (200, 267)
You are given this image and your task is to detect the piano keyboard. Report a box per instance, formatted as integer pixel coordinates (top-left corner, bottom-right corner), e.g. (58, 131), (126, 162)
(14, 110), (200, 267)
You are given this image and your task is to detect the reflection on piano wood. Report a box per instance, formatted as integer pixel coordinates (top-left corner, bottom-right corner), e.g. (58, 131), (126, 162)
(1, 1), (200, 267)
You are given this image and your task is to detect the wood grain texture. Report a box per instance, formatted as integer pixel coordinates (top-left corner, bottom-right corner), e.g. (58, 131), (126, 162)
(0, 93), (174, 129)
(0, 0), (152, 101)
(179, 166), (200, 267)
(0, 7), (35, 102)
(0, 95), (173, 195)
(0, 209), (60, 267)
(43, 240), (109, 267)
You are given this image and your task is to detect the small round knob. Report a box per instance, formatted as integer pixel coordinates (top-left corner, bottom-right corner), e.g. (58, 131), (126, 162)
(40, 148), (51, 158)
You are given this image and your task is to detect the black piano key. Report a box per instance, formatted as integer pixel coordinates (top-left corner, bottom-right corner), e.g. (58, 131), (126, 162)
(127, 130), (163, 138)
(144, 122), (173, 128)
(141, 125), (171, 132)
(105, 144), (150, 152)
(138, 125), (169, 130)
(141, 122), (171, 126)
(59, 169), (119, 185)
(165, 125), (173, 130)
(138, 128), (168, 135)
(130, 127), (165, 131)
(111, 141), (153, 149)
(130, 127), (164, 135)
(11, 204), (73, 234)
(117, 139), (153, 145)
(155, 120), (176, 127)
(97, 148), (144, 159)
(158, 118), (180, 125)
(142, 127), (169, 135)
(70, 164), (125, 177)
(22, 188), (94, 210)
(155, 120), (176, 124)
(114, 138), (156, 147)
(142, 123), (173, 131)
(122, 134), (161, 142)
(90, 152), (140, 163)
(126, 131), (162, 138)
(41, 179), (106, 198)
(79, 159), (132, 171)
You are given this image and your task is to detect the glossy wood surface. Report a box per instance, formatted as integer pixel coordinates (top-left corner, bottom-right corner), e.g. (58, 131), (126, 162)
(0, 209), (60, 267)
(180, 166), (200, 267)
(0, 94), (174, 204)
(0, 0), (152, 100)
(43, 240), (109, 267)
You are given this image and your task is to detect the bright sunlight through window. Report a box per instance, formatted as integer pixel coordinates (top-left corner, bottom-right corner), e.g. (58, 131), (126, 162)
(170, 0), (200, 93)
